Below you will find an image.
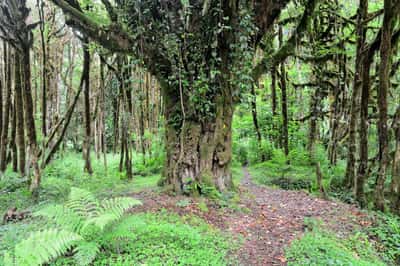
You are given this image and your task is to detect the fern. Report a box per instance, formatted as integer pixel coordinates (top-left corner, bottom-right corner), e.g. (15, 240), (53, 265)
(84, 197), (142, 231)
(34, 204), (85, 233)
(73, 241), (100, 266)
(4, 229), (82, 266)
(5, 187), (142, 265)
(66, 187), (100, 218)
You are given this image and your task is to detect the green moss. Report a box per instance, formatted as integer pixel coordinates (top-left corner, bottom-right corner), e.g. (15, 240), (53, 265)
(200, 171), (214, 187)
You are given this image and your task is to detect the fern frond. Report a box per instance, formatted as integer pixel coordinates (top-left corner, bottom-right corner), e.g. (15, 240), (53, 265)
(83, 197), (141, 231)
(100, 197), (142, 218)
(34, 204), (84, 233)
(83, 213), (118, 231)
(7, 190), (142, 265)
(10, 229), (81, 266)
(73, 241), (100, 266)
(66, 187), (100, 218)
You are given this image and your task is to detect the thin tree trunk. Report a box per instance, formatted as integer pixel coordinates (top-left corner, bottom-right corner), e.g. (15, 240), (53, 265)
(308, 86), (319, 156)
(37, 0), (47, 137)
(82, 40), (93, 174)
(355, 54), (371, 208)
(375, 0), (394, 211)
(271, 67), (277, 117)
(279, 27), (289, 159)
(250, 83), (264, 161)
(0, 43), (11, 172)
(112, 94), (119, 154)
(22, 48), (41, 197)
(354, 0), (369, 207)
(9, 102), (17, 172)
(391, 106), (400, 212)
(344, 0), (367, 189)
(316, 162), (327, 199)
(14, 52), (26, 176)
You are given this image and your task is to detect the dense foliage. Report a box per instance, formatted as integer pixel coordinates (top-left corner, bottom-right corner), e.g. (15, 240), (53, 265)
(0, 0), (399, 264)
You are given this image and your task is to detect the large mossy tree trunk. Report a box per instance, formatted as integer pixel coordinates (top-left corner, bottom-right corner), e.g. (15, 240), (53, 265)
(375, 0), (394, 211)
(163, 88), (234, 194)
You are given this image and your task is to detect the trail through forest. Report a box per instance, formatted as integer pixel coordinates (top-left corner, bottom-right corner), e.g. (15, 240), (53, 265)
(130, 168), (370, 265)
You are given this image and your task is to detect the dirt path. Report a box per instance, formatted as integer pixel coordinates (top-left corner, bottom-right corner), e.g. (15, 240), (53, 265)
(131, 167), (369, 265)
(227, 167), (367, 265)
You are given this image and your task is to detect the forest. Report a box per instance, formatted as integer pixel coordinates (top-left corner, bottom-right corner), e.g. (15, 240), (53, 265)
(0, 0), (400, 265)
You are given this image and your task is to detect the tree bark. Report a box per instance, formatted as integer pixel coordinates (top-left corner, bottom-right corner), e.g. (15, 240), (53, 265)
(354, 0), (369, 207)
(316, 162), (327, 199)
(37, 0), (47, 137)
(14, 52), (26, 176)
(375, 0), (394, 211)
(82, 40), (93, 174)
(162, 87), (234, 194)
(308, 86), (319, 156)
(355, 55), (371, 208)
(344, 0), (367, 189)
(250, 83), (264, 161)
(99, 58), (107, 171)
(271, 67), (277, 117)
(0, 43), (11, 172)
(279, 27), (289, 159)
(22, 48), (41, 197)
(9, 101), (17, 172)
(391, 106), (400, 213)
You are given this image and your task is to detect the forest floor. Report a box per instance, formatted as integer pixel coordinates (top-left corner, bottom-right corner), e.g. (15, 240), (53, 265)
(129, 167), (371, 265)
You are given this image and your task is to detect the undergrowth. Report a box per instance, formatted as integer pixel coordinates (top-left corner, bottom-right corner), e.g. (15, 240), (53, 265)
(3, 188), (141, 265)
(0, 153), (160, 214)
(248, 148), (346, 196)
(56, 212), (235, 266)
(368, 213), (400, 265)
(285, 219), (386, 266)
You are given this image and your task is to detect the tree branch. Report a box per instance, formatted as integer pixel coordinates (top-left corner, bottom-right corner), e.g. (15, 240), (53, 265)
(252, 0), (318, 81)
(50, 0), (135, 53)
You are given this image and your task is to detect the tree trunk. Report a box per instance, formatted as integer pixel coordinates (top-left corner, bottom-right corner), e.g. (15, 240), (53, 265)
(112, 94), (119, 154)
(14, 52), (26, 176)
(9, 101), (17, 172)
(0, 43), (11, 172)
(99, 58), (107, 171)
(37, 0), (47, 137)
(391, 106), (400, 213)
(22, 48), (41, 197)
(375, 0), (394, 211)
(316, 162), (327, 199)
(162, 87), (234, 194)
(82, 41), (93, 174)
(355, 56), (371, 208)
(354, 0), (368, 207)
(308, 82), (321, 157)
(250, 83), (264, 161)
(271, 67), (277, 117)
(279, 27), (289, 159)
(344, 0), (367, 189)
